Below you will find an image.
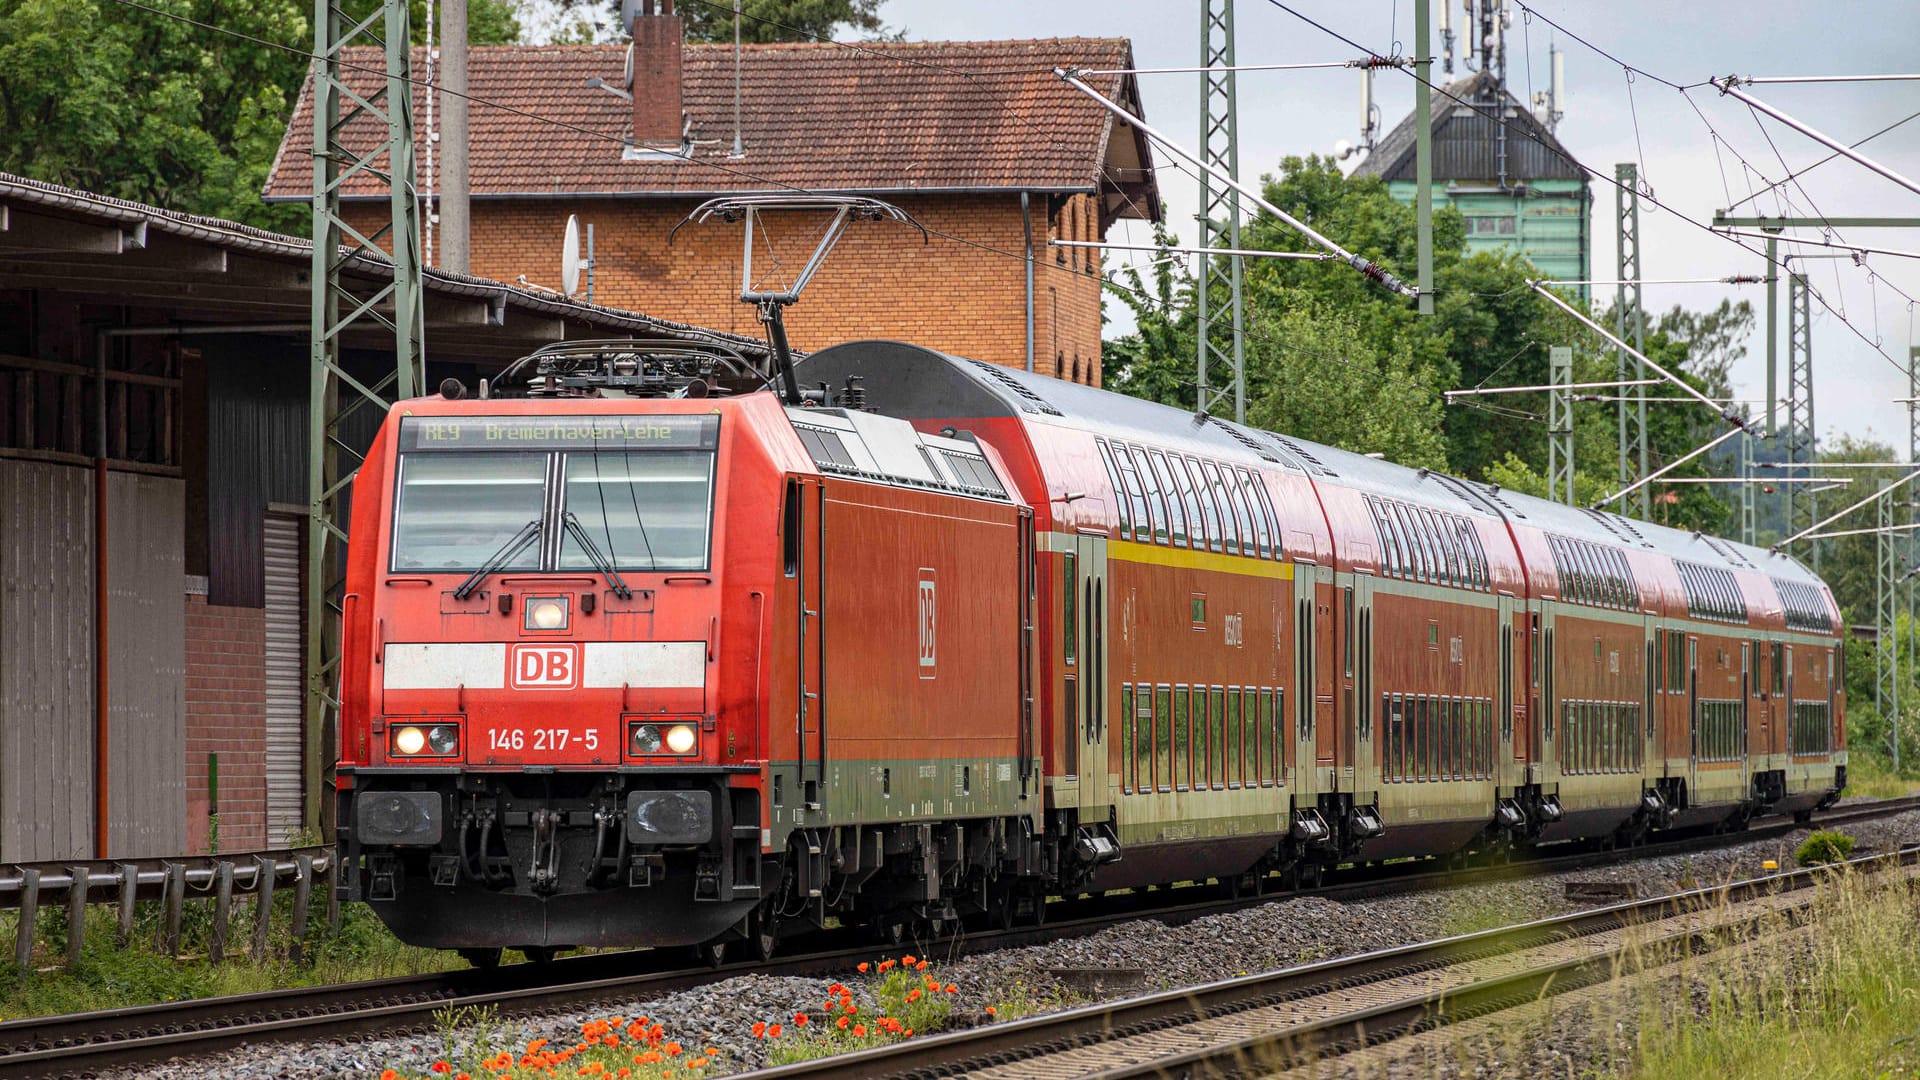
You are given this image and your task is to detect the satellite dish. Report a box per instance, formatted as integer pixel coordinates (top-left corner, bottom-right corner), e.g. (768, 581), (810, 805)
(561, 215), (583, 298)
(623, 43), (635, 89)
(620, 0), (641, 35)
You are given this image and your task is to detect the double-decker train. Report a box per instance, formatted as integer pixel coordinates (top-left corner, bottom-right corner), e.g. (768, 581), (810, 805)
(335, 338), (1845, 964)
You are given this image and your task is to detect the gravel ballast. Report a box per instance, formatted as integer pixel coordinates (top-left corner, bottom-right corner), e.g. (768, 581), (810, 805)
(110, 808), (1920, 1079)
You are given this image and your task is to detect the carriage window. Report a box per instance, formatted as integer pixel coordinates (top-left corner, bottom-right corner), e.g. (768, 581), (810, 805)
(1209, 686), (1227, 787)
(1120, 685), (1134, 792)
(1129, 446), (1168, 544)
(1097, 440), (1132, 536)
(1169, 454), (1204, 549)
(391, 451), (549, 571)
(1145, 451), (1186, 546)
(1115, 444), (1153, 543)
(1181, 457), (1221, 553)
(1209, 461), (1248, 555)
(1173, 685), (1192, 790)
(1226, 688), (1243, 787)
(1153, 685), (1172, 790)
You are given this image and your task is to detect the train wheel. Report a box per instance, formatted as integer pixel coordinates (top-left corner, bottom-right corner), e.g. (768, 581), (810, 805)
(1793, 809), (1814, 824)
(459, 948), (502, 970)
(521, 946), (559, 965)
(693, 938), (729, 968)
(746, 909), (780, 963)
(983, 884), (1015, 931)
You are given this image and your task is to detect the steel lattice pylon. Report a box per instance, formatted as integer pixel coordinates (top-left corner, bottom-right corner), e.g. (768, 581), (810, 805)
(307, 0), (426, 834)
(1739, 431), (1757, 546)
(1195, 0), (1245, 422)
(1614, 163), (1648, 520)
(1548, 346), (1574, 504)
(1786, 272), (1816, 569)
(1908, 345), (1920, 767)
(1878, 491), (1900, 762)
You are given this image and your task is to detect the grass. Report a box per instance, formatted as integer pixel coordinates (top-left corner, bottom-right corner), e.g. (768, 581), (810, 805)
(1626, 870), (1920, 1079)
(0, 896), (459, 1021)
(1839, 752), (1920, 799)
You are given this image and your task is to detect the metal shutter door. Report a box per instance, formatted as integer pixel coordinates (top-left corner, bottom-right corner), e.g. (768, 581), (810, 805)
(262, 511), (304, 845)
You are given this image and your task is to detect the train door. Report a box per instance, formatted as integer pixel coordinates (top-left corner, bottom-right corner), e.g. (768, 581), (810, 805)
(1074, 533), (1111, 813)
(1314, 566), (1338, 774)
(1348, 574), (1377, 808)
(1686, 636), (1700, 798)
(1644, 614), (1658, 778)
(1498, 595), (1517, 786)
(792, 478), (825, 809)
(1293, 563), (1318, 792)
(1538, 604), (1556, 786)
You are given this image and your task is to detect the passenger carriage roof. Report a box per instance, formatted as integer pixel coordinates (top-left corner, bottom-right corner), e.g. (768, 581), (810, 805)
(796, 341), (1832, 602)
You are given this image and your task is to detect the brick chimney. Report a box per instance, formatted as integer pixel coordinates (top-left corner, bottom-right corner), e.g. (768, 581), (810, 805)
(630, 0), (685, 152)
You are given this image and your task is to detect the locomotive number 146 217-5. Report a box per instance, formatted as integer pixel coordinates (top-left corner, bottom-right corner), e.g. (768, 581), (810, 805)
(487, 727), (599, 752)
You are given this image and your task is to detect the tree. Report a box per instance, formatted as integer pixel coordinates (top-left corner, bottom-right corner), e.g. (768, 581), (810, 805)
(529, 0), (893, 45)
(0, 0), (519, 231)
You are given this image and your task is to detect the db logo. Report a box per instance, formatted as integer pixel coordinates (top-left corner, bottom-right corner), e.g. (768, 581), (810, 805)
(917, 569), (937, 679)
(509, 643), (580, 690)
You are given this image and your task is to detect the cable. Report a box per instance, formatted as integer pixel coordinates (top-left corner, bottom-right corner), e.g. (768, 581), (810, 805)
(1723, 106), (1920, 214)
(103, 0), (1309, 371)
(1259, 0), (1917, 383)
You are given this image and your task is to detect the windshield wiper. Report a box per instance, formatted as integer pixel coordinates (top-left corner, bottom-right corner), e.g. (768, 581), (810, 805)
(453, 518), (542, 600)
(563, 512), (634, 599)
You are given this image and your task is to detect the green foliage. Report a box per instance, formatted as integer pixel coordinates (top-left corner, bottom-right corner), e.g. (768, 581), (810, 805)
(0, 901), (455, 1020)
(1796, 830), (1856, 867)
(681, 0), (893, 42)
(1103, 155), (1739, 525)
(0, 0), (517, 231)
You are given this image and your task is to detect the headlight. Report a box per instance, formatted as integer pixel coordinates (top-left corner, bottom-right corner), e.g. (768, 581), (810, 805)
(525, 596), (569, 631)
(664, 723), (697, 754)
(391, 723), (458, 757)
(632, 724), (663, 754)
(394, 725), (427, 755)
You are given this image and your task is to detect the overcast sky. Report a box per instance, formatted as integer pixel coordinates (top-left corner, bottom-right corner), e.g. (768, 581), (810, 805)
(873, 0), (1920, 456)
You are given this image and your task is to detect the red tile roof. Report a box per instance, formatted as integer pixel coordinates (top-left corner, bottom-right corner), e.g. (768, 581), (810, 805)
(264, 38), (1158, 214)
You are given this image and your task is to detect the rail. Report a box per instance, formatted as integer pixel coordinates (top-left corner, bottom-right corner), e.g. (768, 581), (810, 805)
(1, 847), (337, 969)
(0, 795), (1911, 1078)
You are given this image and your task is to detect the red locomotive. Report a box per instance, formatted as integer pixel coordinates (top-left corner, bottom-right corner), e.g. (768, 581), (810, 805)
(335, 338), (1845, 964)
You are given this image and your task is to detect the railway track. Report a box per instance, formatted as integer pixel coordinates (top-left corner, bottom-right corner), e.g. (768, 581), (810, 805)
(749, 844), (1920, 1080)
(2, 795), (1911, 1079)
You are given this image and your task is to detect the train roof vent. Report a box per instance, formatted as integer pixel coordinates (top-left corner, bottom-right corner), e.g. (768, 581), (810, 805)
(792, 423), (856, 468)
(1262, 432), (1337, 476)
(1699, 534), (1755, 569)
(1580, 508), (1647, 547)
(1473, 482), (1528, 519)
(1201, 416), (1282, 464)
(965, 359), (1063, 416)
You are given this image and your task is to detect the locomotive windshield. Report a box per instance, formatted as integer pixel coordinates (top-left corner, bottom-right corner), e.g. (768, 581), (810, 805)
(389, 414), (718, 573)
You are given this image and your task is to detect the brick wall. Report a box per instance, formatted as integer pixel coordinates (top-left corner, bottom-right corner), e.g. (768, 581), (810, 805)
(349, 191), (1110, 384)
(184, 590), (268, 853)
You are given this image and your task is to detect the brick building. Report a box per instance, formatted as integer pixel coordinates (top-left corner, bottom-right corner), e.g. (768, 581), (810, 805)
(265, 32), (1161, 385)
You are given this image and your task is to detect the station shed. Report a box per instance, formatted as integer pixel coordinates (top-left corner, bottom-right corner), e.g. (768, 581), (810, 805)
(0, 173), (767, 861)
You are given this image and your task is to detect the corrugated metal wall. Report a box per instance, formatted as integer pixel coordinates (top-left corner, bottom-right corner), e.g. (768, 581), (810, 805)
(107, 472), (186, 855)
(0, 462), (187, 861)
(204, 338), (306, 609)
(0, 462), (95, 861)
(262, 508), (304, 845)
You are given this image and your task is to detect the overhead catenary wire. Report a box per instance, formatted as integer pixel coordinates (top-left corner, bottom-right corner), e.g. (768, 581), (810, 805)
(1713, 229), (1920, 262)
(103, 0), (1367, 376)
(1778, 468), (1920, 549)
(1730, 73), (1920, 86)
(1444, 379), (1662, 398)
(1078, 58), (1405, 76)
(1596, 427), (1746, 510)
(1056, 66), (1418, 298)
(1259, 0), (1918, 381)
(1711, 77), (1920, 198)
(1052, 240), (1332, 261)
(1529, 281), (1744, 423)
